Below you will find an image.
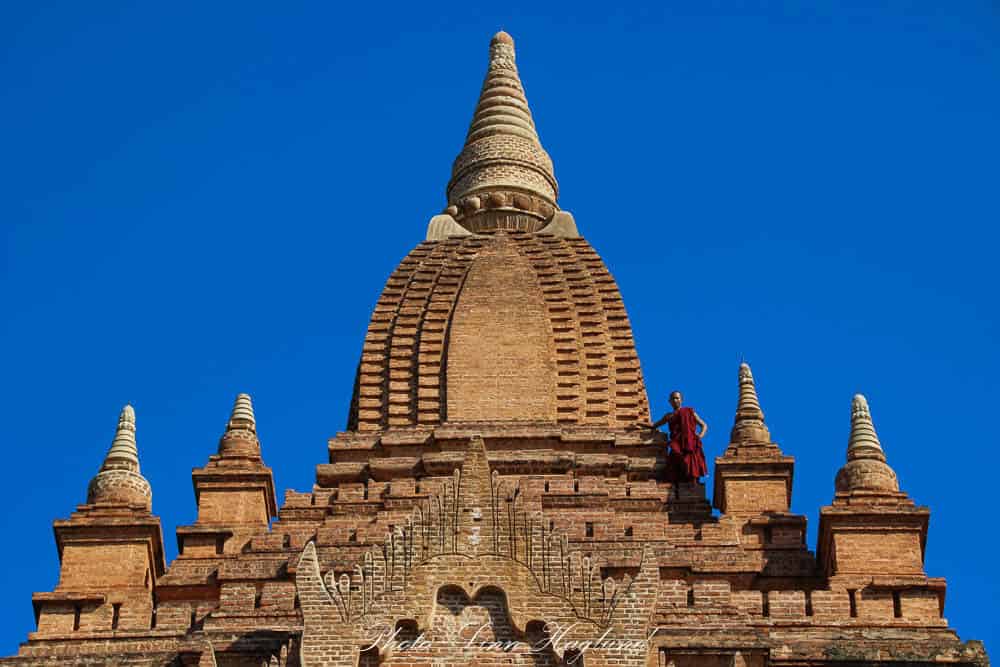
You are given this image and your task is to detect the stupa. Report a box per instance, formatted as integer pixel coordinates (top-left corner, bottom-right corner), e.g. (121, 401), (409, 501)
(3, 32), (987, 667)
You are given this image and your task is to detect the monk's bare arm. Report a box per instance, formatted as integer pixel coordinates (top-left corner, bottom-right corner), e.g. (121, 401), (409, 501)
(694, 411), (708, 439)
(650, 413), (670, 430)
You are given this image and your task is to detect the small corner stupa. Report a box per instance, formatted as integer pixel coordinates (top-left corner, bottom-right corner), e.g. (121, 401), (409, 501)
(818, 395), (933, 584)
(30, 405), (165, 639)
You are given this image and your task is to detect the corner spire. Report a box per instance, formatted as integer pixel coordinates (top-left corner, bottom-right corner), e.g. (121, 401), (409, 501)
(87, 404), (152, 508)
(846, 394), (886, 462)
(819, 393), (928, 583)
(445, 31), (559, 232)
(835, 394), (899, 493)
(218, 392), (261, 457)
(714, 362), (794, 515)
(183, 392), (277, 537)
(730, 362), (770, 443)
(227, 393), (256, 433)
(101, 404), (140, 471)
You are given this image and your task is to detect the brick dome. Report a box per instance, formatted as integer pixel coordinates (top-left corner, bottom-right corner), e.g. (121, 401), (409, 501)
(347, 230), (650, 432)
(348, 31), (649, 433)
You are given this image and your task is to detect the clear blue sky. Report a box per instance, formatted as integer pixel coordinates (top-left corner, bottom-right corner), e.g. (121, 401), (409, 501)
(1, 1), (996, 656)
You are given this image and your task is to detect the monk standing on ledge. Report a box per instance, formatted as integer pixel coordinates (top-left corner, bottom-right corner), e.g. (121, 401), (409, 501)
(648, 390), (709, 482)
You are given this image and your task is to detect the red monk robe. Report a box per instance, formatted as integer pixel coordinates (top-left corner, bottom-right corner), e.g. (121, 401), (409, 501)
(666, 407), (708, 482)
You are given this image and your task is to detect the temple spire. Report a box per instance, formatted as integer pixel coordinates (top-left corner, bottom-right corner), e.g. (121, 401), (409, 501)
(819, 393), (927, 583)
(835, 394), (899, 493)
(218, 392), (261, 457)
(714, 362), (794, 516)
(87, 404), (152, 508)
(101, 404), (140, 472)
(730, 362), (770, 443)
(227, 393), (257, 433)
(445, 31), (559, 232)
(846, 394), (886, 462)
(181, 392), (277, 546)
(37, 403), (165, 637)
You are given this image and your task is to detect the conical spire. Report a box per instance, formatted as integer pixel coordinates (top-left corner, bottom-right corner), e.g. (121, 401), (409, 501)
(188, 391), (277, 527)
(87, 404), (152, 508)
(735, 363), (764, 420)
(445, 31), (559, 232)
(100, 404), (140, 472)
(835, 393), (899, 493)
(227, 393), (256, 433)
(218, 392), (261, 457)
(729, 362), (771, 443)
(846, 394), (886, 462)
(714, 361), (794, 514)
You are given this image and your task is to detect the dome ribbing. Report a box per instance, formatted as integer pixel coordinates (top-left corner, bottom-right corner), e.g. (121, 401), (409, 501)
(446, 32), (559, 232)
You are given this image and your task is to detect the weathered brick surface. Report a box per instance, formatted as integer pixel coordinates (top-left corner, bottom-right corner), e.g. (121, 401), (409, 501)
(721, 478), (789, 514)
(347, 232), (651, 432)
(197, 489), (270, 525)
(58, 542), (151, 590)
(2, 31), (988, 667)
(829, 528), (925, 575)
(446, 235), (557, 421)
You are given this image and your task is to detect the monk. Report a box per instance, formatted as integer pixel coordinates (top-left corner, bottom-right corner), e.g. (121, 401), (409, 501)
(648, 390), (709, 482)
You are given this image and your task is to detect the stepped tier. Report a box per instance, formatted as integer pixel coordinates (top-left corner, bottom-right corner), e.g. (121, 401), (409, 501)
(6, 30), (986, 667)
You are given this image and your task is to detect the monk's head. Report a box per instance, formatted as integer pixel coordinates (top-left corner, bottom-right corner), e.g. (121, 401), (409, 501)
(669, 391), (683, 410)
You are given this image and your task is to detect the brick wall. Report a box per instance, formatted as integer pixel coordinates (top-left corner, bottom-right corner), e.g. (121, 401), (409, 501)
(197, 489), (269, 525)
(446, 235), (557, 421)
(59, 543), (151, 590)
(832, 530), (924, 575)
(723, 479), (788, 514)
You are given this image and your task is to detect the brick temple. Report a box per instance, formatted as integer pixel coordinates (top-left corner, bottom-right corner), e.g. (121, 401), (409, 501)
(4, 31), (988, 667)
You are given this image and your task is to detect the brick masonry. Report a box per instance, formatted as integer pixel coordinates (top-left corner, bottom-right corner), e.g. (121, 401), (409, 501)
(4, 228), (988, 666)
(1, 30), (988, 667)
